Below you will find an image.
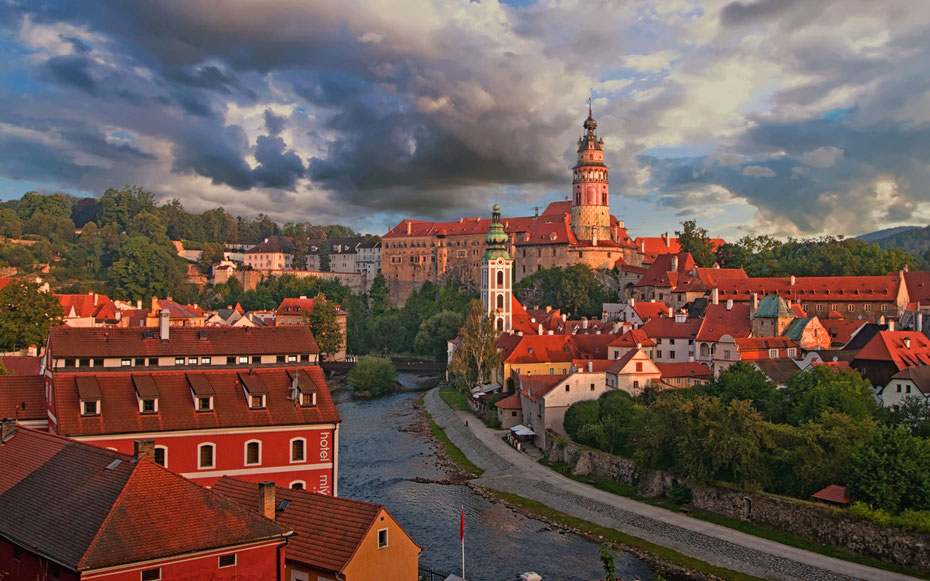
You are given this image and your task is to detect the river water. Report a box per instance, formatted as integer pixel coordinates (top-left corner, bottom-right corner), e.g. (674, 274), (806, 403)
(334, 376), (654, 581)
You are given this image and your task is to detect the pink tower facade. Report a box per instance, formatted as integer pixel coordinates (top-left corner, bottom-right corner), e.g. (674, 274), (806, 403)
(571, 104), (612, 243)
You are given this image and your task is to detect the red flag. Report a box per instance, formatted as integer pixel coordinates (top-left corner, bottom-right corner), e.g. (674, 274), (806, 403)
(460, 506), (464, 542)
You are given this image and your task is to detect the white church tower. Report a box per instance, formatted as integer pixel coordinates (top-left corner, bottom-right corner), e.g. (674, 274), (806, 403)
(481, 203), (512, 333)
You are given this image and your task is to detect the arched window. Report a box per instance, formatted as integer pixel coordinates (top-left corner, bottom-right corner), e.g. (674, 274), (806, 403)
(290, 481), (306, 490)
(497, 318), (504, 331)
(291, 438), (306, 463)
(575, 193), (580, 205)
(496, 271), (504, 286)
(198, 443), (215, 469)
(602, 193), (607, 205)
(700, 343), (709, 357)
(244, 440), (261, 466)
(154, 445), (168, 468)
(497, 294), (504, 310)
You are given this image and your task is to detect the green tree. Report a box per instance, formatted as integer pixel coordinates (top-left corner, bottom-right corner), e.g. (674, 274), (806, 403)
(848, 426), (930, 513)
(302, 295), (343, 360)
(98, 185), (156, 231)
(127, 211), (168, 241)
(414, 310), (465, 361)
(16, 191), (71, 220)
(676, 220), (716, 267)
(368, 273), (389, 318)
(347, 356), (397, 396)
(784, 365), (876, 425)
(318, 240), (331, 272)
(108, 236), (187, 300)
(0, 280), (63, 350)
(700, 361), (784, 421)
(0, 209), (23, 238)
(515, 264), (612, 318)
(564, 399), (601, 440)
(448, 299), (500, 389)
(600, 543), (618, 581)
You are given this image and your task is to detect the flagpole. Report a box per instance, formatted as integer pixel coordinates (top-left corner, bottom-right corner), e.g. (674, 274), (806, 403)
(461, 505), (465, 580)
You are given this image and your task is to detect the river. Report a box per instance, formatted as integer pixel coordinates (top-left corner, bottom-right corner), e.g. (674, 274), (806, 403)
(334, 375), (654, 581)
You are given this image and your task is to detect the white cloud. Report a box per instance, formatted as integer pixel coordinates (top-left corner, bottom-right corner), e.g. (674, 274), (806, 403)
(800, 146), (844, 168)
(742, 165), (776, 178)
(623, 50), (680, 73)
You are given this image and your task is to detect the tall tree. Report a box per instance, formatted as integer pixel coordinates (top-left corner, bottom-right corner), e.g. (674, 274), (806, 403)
(318, 240), (331, 272)
(303, 295), (343, 360)
(784, 365), (876, 425)
(0, 280), (63, 350)
(368, 273), (389, 318)
(448, 299), (500, 390)
(108, 236), (187, 300)
(848, 426), (930, 513)
(414, 310), (465, 361)
(676, 220), (716, 267)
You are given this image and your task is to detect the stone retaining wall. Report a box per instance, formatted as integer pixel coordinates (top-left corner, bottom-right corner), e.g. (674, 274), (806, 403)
(547, 437), (930, 572)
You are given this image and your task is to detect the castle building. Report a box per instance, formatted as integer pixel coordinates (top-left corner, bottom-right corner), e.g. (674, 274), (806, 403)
(481, 204), (513, 333)
(381, 109), (641, 305)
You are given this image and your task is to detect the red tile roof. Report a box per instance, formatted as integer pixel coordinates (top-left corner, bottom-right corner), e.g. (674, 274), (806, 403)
(213, 477), (415, 574)
(606, 349), (641, 375)
(716, 274), (902, 302)
(819, 318), (865, 346)
(632, 301), (669, 322)
(855, 331), (930, 370)
(0, 428), (289, 571)
(275, 297), (348, 317)
(635, 253), (696, 289)
(608, 328), (655, 348)
(518, 374), (568, 400)
(494, 393), (522, 409)
(904, 271), (930, 306)
(48, 325), (320, 359)
(641, 317), (702, 339)
(572, 359), (615, 372)
(52, 366), (338, 437)
(656, 362), (713, 379)
(696, 303), (751, 342)
(56, 293), (114, 319)
(0, 355), (41, 376)
(0, 376), (45, 421)
(811, 484), (850, 505)
(634, 236), (725, 263)
(246, 235), (294, 254)
(735, 337), (799, 360)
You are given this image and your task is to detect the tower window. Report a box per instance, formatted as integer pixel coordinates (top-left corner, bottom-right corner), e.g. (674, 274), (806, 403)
(497, 294), (504, 309)
(497, 271), (504, 286)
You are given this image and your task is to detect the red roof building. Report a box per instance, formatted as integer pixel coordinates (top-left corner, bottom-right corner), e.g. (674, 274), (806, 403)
(274, 296), (348, 360)
(633, 233), (725, 264)
(213, 477), (421, 581)
(656, 362), (713, 389)
(640, 315), (702, 363)
(0, 375), (45, 429)
(851, 330), (930, 388)
(56, 293), (118, 326)
(0, 425), (291, 580)
(734, 337), (800, 361)
(811, 484), (851, 507)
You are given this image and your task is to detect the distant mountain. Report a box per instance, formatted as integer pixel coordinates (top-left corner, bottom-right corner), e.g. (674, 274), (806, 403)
(856, 226), (923, 242)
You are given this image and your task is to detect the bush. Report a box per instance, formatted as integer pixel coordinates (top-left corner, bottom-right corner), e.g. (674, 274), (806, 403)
(668, 483), (693, 505)
(347, 356), (397, 397)
(564, 399), (601, 439)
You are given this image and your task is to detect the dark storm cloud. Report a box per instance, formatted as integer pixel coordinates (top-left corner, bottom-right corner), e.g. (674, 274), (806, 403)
(253, 135), (305, 190)
(263, 109), (286, 136)
(40, 55), (97, 95)
(720, 0), (805, 26)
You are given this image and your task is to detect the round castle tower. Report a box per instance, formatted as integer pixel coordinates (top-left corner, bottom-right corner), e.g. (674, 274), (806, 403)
(571, 102), (612, 243)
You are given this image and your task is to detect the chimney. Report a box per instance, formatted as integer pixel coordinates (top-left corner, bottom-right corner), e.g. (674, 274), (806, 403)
(547, 330), (553, 335)
(1, 419), (16, 442)
(689, 354), (695, 362)
(538, 323), (543, 335)
(299, 295), (307, 300)
(888, 319), (895, 332)
(133, 439), (155, 461)
(612, 322), (621, 333)
(751, 292), (758, 316)
(670, 255), (679, 273)
(159, 308), (170, 342)
(668, 307), (673, 318)
(406, 222), (412, 235)
(712, 288), (719, 305)
(259, 481), (276, 520)
(904, 337), (911, 349)
(918, 313), (924, 332)
(588, 361), (593, 373)
(93, 293), (99, 306)
(905, 264), (910, 272)
(136, 299), (142, 309)
(636, 342), (643, 349)
(662, 232), (670, 247)
(27, 345), (37, 357)
(726, 299), (733, 311)
(640, 239), (645, 252)
(630, 297), (635, 307)
(562, 313), (567, 322)
(650, 298), (655, 303)
(675, 311), (687, 323)
(582, 317), (588, 329)
(150, 296), (159, 314)
(879, 315), (886, 325)
(790, 275), (796, 286)
(546, 306), (552, 313)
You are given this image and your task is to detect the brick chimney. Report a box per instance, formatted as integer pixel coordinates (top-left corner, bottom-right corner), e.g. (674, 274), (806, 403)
(133, 439), (155, 461)
(259, 481), (276, 520)
(712, 288), (719, 305)
(670, 255), (679, 273)
(888, 319), (895, 332)
(1, 419), (16, 442)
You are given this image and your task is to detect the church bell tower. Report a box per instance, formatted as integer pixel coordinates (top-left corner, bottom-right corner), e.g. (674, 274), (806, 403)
(571, 100), (611, 243)
(481, 204), (512, 333)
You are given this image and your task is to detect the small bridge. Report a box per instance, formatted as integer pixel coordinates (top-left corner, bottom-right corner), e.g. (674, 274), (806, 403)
(322, 357), (446, 375)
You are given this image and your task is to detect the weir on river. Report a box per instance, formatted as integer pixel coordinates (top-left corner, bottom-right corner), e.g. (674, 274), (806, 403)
(334, 374), (654, 581)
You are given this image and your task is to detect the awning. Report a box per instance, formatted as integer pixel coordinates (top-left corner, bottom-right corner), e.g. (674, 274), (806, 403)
(510, 424), (536, 437)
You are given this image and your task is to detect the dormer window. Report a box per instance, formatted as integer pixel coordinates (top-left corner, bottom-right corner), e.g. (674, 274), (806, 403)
(133, 375), (159, 415)
(287, 354), (298, 363)
(249, 395), (266, 409)
(76, 376), (102, 417)
(300, 392), (316, 407)
(188, 373), (216, 413)
(239, 371), (268, 411)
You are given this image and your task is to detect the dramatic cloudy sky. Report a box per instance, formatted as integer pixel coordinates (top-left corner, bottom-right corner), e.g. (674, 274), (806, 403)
(1, 0), (928, 238)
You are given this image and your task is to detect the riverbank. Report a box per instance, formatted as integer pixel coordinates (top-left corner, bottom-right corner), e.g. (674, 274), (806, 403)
(421, 387), (920, 581)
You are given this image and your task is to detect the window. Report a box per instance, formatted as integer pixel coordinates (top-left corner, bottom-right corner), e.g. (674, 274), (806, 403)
(82, 400), (100, 416)
(175, 357), (185, 365)
(497, 271), (504, 286)
(723, 349), (731, 359)
(252, 356), (260, 364)
(549, 368), (554, 375)
(300, 392), (317, 407)
(140, 398), (157, 414)
(565, 385), (570, 392)
(238, 356), (249, 364)
(291, 438), (306, 462)
(198, 444), (215, 469)
(590, 383), (595, 391)
(847, 304), (855, 312)
(148, 358), (157, 366)
(287, 354), (298, 363)
(188, 357), (198, 365)
(897, 383), (902, 392)
(787, 348), (797, 357)
(669, 339), (675, 345)
(378, 528), (389, 549)
(219, 554), (236, 568)
(907, 385), (912, 394)
(881, 304), (889, 312)
(154, 446), (167, 467)
(769, 349), (779, 358)
(816, 304), (823, 312)
(669, 352), (676, 360)
(141, 569), (161, 581)
(635, 362), (642, 372)
(656, 350), (662, 359)
(201, 356), (211, 364)
(831, 304), (838, 312)
(291, 481), (305, 490)
(135, 358), (145, 366)
(865, 304), (872, 311)
(250, 395), (266, 409)
(121, 359), (132, 367)
(64, 359), (75, 367)
(633, 381), (639, 390)
(245, 441), (261, 465)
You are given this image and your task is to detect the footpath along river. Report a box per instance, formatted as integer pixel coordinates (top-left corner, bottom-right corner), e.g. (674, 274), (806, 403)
(334, 375), (655, 581)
